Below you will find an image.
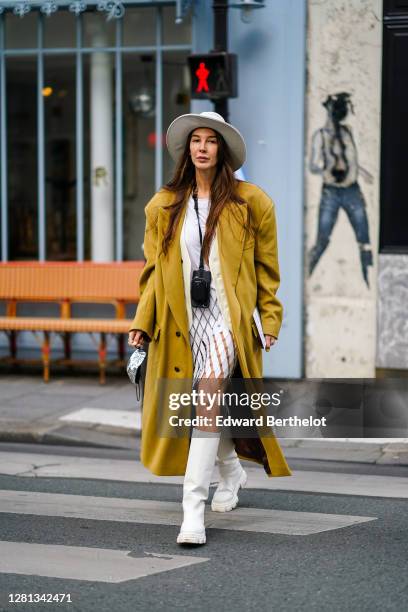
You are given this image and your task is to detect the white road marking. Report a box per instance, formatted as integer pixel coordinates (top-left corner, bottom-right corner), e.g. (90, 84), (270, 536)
(292, 438), (408, 444)
(59, 408), (141, 431)
(249, 469), (408, 498)
(0, 451), (406, 498)
(0, 490), (376, 536)
(0, 541), (208, 583)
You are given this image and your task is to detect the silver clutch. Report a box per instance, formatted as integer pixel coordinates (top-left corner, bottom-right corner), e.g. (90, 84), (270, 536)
(126, 347), (147, 386)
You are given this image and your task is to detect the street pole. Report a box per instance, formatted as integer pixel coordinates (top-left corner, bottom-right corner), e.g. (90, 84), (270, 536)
(213, 0), (229, 121)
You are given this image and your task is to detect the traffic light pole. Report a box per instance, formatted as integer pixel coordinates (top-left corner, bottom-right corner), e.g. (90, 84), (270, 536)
(213, 0), (229, 121)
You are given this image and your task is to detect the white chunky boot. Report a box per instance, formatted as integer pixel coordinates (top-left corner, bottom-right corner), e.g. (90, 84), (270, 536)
(211, 436), (247, 513)
(177, 429), (220, 545)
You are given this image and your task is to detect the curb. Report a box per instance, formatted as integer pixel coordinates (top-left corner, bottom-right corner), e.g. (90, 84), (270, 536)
(0, 425), (138, 450)
(280, 438), (408, 466)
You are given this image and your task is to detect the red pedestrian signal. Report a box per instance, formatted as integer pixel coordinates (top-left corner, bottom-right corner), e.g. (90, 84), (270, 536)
(196, 62), (210, 93)
(188, 52), (238, 100)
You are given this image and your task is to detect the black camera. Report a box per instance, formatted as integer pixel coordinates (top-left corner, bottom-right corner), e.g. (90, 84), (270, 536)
(191, 268), (212, 307)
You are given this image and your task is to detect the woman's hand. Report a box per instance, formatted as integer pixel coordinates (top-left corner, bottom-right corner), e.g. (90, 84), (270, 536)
(264, 335), (277, 352)
(128, 329), (146, 348)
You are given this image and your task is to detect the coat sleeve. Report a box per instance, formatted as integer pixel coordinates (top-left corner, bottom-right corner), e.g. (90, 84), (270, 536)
(128, 202), (159, 340)
(254, 198), (284, 339)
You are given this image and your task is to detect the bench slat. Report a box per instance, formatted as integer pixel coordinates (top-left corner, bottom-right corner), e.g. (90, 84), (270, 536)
(0, 317), (133, 333)
(0, 262), (143, 301)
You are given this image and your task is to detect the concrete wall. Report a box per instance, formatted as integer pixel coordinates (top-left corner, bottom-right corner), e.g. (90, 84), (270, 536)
(377, 254), (408, 370)
(304, 0), (382, 377)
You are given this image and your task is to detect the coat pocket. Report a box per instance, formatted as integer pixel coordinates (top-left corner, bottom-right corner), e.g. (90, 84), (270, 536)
(153, 322), (161, 341)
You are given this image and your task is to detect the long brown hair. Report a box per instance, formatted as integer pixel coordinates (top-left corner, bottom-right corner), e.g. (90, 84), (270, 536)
(161, 127), (252, 265)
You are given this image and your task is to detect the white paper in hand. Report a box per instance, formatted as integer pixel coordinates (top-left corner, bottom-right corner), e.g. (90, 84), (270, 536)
(252, 306), (266, 349)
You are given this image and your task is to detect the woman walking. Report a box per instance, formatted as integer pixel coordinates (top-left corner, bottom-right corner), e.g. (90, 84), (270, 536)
(128, 111), (292, 545)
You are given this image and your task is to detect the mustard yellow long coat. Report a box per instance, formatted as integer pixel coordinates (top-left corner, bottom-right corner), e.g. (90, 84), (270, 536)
(129, 180), (292, 478)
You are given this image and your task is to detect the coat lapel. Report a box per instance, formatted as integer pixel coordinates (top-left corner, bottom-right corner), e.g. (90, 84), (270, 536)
(158, 204), (189, 341)
(216, 202), (248, 289)
(159, 197), (248, 342)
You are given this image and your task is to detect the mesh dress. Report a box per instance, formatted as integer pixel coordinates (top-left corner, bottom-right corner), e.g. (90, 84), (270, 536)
(182, 195), (238, 392)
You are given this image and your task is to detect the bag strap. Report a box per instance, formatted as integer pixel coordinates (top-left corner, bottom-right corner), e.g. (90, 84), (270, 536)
(192, 189), (205, 270)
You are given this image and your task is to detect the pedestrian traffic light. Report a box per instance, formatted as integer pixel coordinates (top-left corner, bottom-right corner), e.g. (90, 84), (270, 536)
(187, 52), (238, 100)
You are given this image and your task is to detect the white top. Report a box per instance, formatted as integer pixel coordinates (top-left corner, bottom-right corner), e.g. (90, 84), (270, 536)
(310, 126), (358, 187)
(182, 195), (216, 291)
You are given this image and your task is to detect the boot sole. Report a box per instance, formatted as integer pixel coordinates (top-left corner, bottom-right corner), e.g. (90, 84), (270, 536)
(177, 531), (206, 545)
(211, 469), (248, 513)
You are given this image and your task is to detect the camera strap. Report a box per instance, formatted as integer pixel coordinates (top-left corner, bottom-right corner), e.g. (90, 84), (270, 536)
(192, 191), (205, 270)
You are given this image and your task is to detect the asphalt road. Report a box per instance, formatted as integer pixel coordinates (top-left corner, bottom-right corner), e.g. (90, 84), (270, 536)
(0, 443), (407, 612)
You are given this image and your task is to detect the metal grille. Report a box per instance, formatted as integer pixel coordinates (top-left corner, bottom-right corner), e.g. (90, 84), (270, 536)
(0, 2), (192, 262)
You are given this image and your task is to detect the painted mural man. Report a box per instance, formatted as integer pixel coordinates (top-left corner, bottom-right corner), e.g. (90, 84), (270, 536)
(308, 92), (373, 287)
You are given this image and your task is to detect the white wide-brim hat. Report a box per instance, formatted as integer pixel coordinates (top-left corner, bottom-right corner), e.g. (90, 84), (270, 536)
(166, 111), (246, 172)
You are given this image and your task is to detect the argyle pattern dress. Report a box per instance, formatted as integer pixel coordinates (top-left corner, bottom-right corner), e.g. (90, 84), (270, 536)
(189, 284), (237, 390)
(183, 195), (238, 391)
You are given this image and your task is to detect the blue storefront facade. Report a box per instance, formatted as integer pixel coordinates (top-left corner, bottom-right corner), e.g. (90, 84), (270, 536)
(0, 0), (306, 379)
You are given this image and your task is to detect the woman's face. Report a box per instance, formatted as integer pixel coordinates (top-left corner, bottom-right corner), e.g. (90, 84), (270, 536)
(189, 128), (219, 171)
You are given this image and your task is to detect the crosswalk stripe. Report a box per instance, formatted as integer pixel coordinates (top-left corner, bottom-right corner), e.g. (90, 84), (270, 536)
(0, 490), (376, 536)
(0, 451), (407, 498)
(0, 541), (209, 583)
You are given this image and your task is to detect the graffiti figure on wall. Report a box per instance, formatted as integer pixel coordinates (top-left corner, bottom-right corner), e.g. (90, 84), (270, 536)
(308, 92), (373, 287)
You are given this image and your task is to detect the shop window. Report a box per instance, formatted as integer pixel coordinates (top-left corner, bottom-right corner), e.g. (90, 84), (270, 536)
(122, 53), (155, 261)
(44, 10), (75, 48)
(1, 4), (192, 261)
(83, 10), (116, 48)
(163, 5), (192, 45)
(44, 54), (77, 260)
(123, 7), (156, 47)
(5, 12), (37, 49)
(6, 56), (38, 259)
(163, 51), (191, 183)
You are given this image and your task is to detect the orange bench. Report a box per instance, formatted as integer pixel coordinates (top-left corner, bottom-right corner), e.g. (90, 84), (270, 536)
(0, 261), (143, 384)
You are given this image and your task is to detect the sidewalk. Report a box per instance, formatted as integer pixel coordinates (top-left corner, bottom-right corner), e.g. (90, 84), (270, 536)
(0, 373), (141, 450)
(0, 373), (407, 465)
